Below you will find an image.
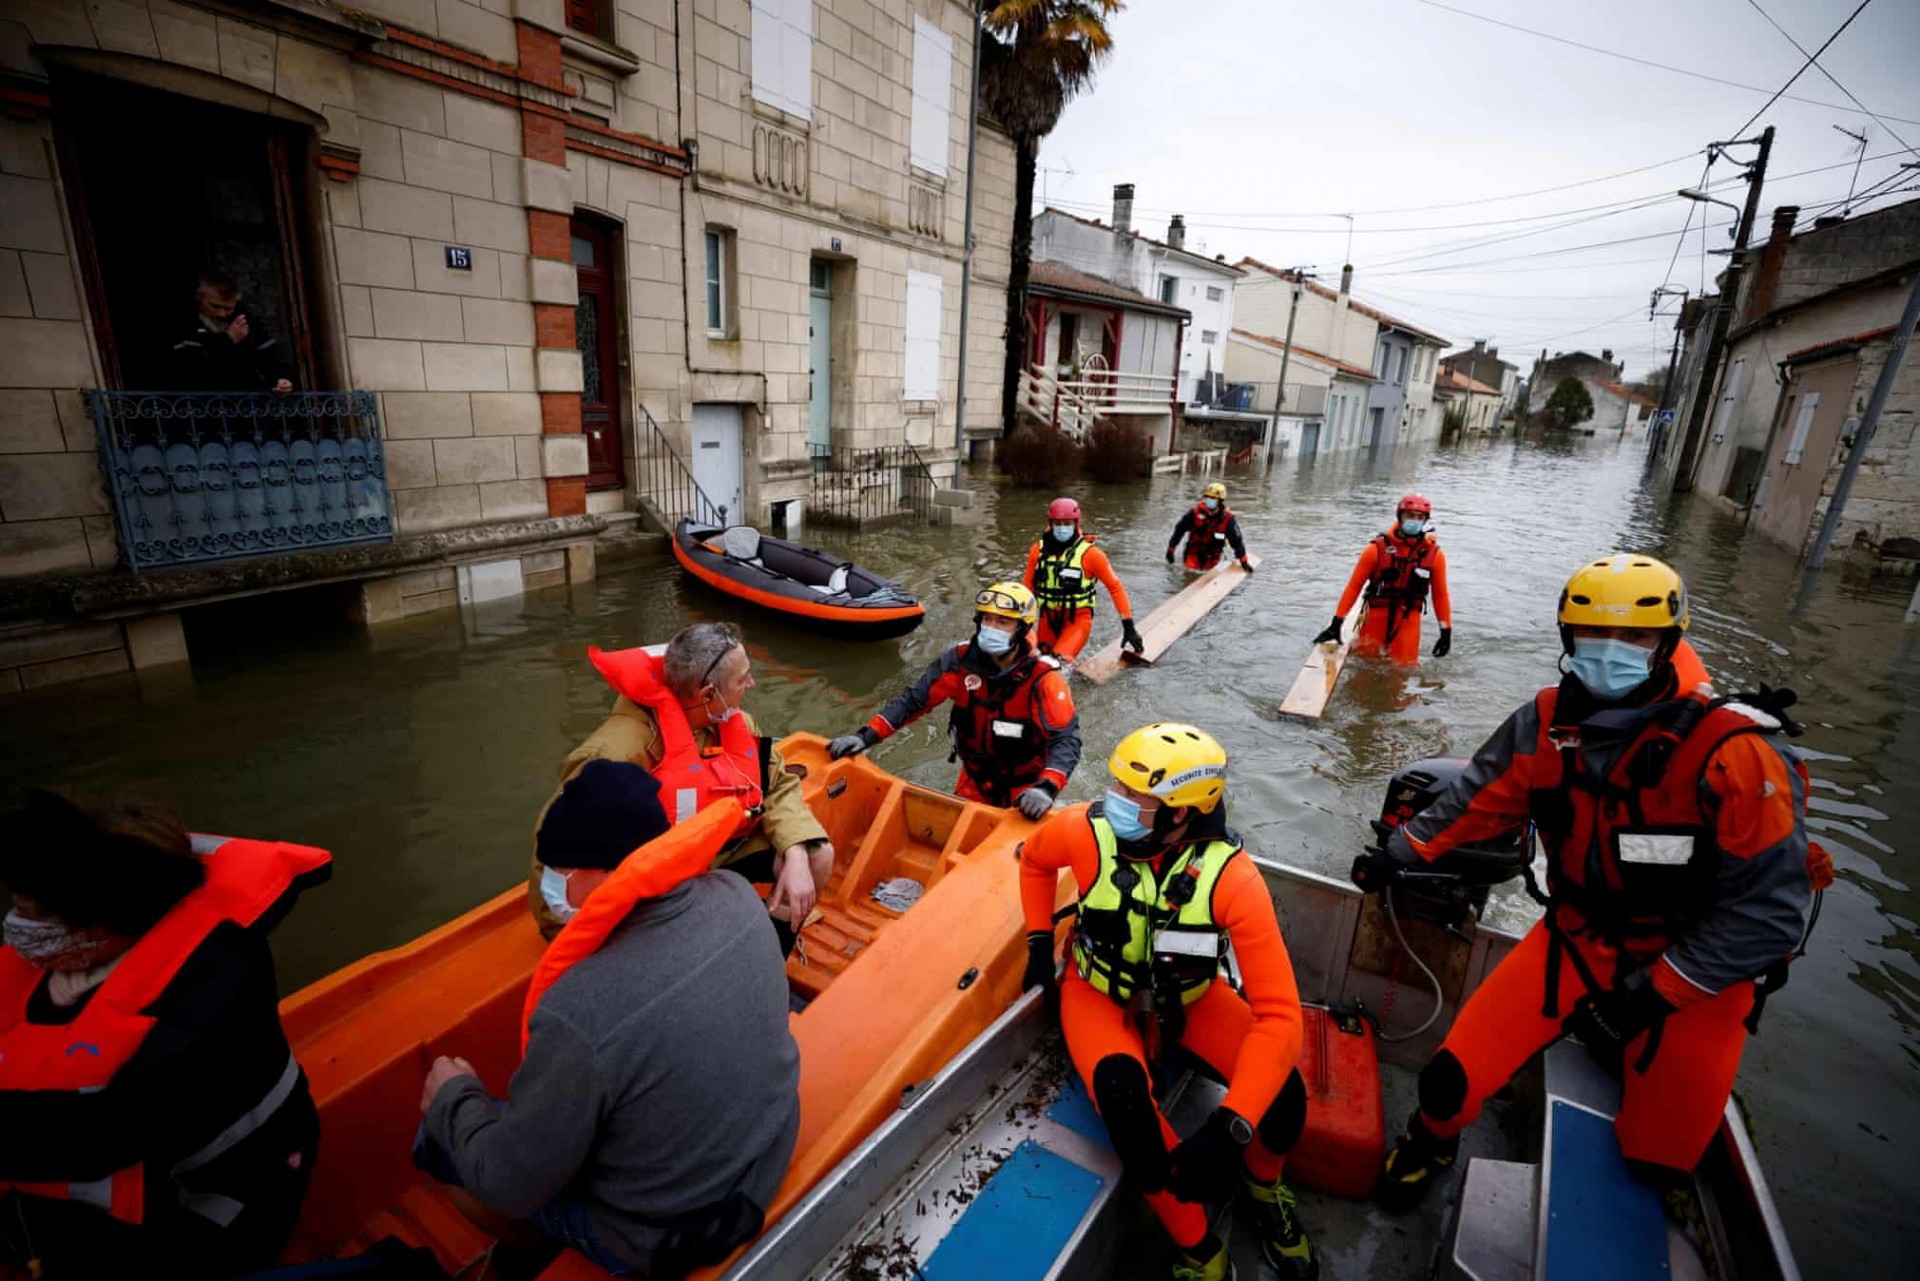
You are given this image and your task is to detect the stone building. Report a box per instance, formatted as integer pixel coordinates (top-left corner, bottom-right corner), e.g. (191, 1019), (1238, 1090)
(1431, 367), (1502, 435)
(0, 0), (1012, 691)
(1439, 339), (1519, 420)
(1523, 348), (1625, 420)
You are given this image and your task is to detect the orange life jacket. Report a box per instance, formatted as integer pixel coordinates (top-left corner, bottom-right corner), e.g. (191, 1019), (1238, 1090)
(945, 645), (1066, 806)
(0, 836), (330, 1226)
(1185, 503), (1233, 569)
(588, 646), (765, 830)
(1365, 531), (1438, 610)
(521, 800), (745, 1053)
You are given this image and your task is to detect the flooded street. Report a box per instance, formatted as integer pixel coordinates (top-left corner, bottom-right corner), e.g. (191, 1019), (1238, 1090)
(5, 435), (1916, 1277)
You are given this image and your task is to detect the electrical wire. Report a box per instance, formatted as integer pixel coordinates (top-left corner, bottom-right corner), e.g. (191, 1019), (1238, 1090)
(1744, 0), (1918, 158)
(1732, 0), (1876, 139)
(1377, 886), (1443, 1043)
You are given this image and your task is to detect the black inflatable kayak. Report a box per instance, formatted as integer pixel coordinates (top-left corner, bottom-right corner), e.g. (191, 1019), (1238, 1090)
(671, 520), (926, 639)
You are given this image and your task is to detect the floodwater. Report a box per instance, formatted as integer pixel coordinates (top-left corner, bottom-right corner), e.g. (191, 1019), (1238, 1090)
(4, 433), (1916, 1277)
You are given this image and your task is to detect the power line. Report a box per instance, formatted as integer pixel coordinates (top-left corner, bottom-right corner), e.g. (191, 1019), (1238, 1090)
(1746, 0), (1919, 158)
(1656, 155), (1714, 297)
(1733, 0), (1876, 138)
(1405, 0), (1919, 127)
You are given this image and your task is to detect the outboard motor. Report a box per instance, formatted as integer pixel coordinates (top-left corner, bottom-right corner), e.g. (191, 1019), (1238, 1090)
(1365, 757), (1530, 929)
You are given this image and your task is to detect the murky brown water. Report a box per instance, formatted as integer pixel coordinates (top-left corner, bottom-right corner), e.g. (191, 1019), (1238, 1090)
(4, 434), (1915, 1276)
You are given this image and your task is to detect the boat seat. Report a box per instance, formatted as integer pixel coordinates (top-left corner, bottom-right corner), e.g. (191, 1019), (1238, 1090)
(721, 525), (763, 565)
(1537, 1042), (1670, 1281)
(807, 564), (852, 596)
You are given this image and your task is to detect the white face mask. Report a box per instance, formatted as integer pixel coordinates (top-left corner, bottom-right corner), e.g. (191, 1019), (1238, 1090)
(705, 688), (741, 724)
(539, 866), (578, 924)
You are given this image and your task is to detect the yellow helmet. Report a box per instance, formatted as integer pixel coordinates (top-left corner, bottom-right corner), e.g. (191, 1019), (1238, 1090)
(975, 581), (1038, 627)
(1108, 723), (1228, 814)
(1558, 554), (1689, 632)
(1203, 482), (1227, 501)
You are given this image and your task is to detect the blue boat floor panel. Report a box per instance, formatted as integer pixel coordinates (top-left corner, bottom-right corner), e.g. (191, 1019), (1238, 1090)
(1045, 1073), (1113, 1148)
(918, 1140), (1107, 1281)
(1544, 1100), (1670, 1281)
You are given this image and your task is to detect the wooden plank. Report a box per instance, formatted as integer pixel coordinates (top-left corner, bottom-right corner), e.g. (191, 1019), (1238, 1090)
(1276, 603), (1366, 720)
(1074, 555), (1260, 684)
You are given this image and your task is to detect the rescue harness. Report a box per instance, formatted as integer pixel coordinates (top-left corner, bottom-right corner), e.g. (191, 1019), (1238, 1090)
(945, 646), (1063, 806)
(1364, 531), (1439, 644)
(1032, 535), (1099, 631)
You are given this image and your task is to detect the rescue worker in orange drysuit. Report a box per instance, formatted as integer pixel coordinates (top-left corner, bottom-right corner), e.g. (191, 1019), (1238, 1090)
(1354, 555), (1819, 1210)
(1166, 482), (1253, 573)
(1023, 497), (1143, 662)
(1021, 725), (1317, 1281)
(1314, 492), (1452, 665)
(826, 583), (1080, 820)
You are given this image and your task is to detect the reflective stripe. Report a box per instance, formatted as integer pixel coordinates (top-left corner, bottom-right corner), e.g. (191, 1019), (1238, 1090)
(677, 788), (699, 824)
(1152, 929), (1219, 959)
(990, 719), (1026, 739)
(1617, 833), (1695, 866)
(172, 1051), (301, 1178)
(67, 1177), (115, 1212)
(179, 1190), (246, 1227)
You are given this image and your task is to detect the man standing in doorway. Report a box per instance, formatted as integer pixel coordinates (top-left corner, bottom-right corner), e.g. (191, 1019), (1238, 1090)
(1024, 497), (1143, 662)
(168, 273), (294, 394)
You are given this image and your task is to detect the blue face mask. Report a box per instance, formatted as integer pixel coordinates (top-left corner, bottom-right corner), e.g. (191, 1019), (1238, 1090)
(539, 866), (578, 924)
(1399, 517), (1426, 537)
(1202, 497), (1220, 511)
(1051, 523), (1077, 542)
(1568, 637), (1654, 700)
(1103, 790), (1153, 842)
(975, 624), (1015, 656)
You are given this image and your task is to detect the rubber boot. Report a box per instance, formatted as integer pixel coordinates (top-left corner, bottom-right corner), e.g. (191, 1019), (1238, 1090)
(1170, 1232), (1234, 1281)
(1245, 1175), (1318, 1281)
(1376, 1112), (1461, 1213)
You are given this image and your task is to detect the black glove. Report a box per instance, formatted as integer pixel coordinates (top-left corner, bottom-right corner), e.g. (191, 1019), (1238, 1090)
(1165, 1107), (1250, 1204)
(1313, 615), (1344, 645)
(1022, 930), (1057, 997)
(1121, 619), (1145, 654)
(828, 727), (876, 759)
(1350, 847), (1408, 895)
(1166, 547), (1177, 565)
(1563, 980), (1672, 1074)
(1432, 627), (1452, 658)
(1016, 783), (1057, 820)
(1238, 558), (1253, 573)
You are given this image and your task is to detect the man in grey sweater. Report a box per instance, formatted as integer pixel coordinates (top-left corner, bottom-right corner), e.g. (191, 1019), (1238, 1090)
(417, 761), (801, 1277)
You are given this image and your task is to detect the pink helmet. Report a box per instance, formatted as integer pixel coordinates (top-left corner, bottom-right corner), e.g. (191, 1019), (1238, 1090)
(1398, 492), (1433, 518)
(1047, 496), (1081, 523)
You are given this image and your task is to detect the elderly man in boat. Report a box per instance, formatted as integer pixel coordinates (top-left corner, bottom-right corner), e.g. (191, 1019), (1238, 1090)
(421, 762), (799, 1278)
(529, 621), (833, 952)
(825, 582), (1080, 819)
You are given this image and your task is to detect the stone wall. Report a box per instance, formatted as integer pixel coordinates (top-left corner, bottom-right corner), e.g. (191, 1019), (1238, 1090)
(1816, 329), (1920, 556)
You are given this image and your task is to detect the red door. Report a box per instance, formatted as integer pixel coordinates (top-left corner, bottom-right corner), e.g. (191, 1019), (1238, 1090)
(571, 217), (623, 490)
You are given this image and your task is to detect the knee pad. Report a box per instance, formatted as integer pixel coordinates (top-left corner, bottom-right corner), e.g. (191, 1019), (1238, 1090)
(1418, 1050), (1470, 1122)
(1091, 1055), (1169, 1192)
(1256, 1069), (1308, 1153)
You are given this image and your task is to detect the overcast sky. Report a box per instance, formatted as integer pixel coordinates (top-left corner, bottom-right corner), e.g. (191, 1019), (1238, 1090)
(1032, 0), (1920, 380)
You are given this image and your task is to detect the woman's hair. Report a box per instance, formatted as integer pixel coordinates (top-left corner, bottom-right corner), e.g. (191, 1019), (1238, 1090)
(0, 788), (204, 936)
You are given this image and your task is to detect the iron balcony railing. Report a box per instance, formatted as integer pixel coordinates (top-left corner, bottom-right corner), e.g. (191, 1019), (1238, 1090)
(636, 401), (728, 527)
(808, 443), (937, 528)
(87, 390), (394, 572)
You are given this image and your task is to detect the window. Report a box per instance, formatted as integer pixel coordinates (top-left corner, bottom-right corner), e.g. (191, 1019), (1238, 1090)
(1206, 286), (1223, 302)
(751, 0), (813, 120)
(1395, 346), (1409, 385)
(1200, 330), (1217, 345)
(904, 269), (942, 400)
(565, 0), (606, 39)
(1782, 391), (1820, 464)
(704, 228), (733, 335)
(910, 17), (953, 176)
(1160, 276), (1178, 304)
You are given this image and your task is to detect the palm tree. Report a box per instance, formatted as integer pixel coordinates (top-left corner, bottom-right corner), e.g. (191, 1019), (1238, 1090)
(980, 0), (1123, 437)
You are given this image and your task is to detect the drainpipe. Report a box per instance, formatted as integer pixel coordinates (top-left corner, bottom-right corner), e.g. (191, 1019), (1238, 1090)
(950, 2), (985, 482)
(1266, 274), (1303, 471)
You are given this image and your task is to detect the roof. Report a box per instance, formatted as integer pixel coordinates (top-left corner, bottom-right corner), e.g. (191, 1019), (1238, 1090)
(1433, 368), (1501, 396)
(1234, 256), (1449, 346)
(1028, 259), (1190, 318)
(1040, 207), (1247, 275)
(1731, 256), (1920, 343)
(1229, 328), (1378, 381)
(1782, 317), (1920, 365)
(1594, 380), (1656, 407)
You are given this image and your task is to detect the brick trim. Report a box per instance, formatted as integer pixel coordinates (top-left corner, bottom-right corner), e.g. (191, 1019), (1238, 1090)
(516, 21), (567, 93)
(384, 26), (522, 79)
(546, 477), (588, 516)
(535, 305), (578, 351)
(523, 110), (567, 166)
(563, 137), (685, 179)
(528, 210), (570, 261)
(541, 390), (583, 433)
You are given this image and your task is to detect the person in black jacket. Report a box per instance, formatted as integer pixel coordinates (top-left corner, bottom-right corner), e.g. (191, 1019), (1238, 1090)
(0, 789), (325, 1279)
(168, 273), (294, 394)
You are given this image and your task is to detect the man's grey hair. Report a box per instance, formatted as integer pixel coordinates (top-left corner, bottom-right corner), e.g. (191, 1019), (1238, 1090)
(662, 622), (744, 699)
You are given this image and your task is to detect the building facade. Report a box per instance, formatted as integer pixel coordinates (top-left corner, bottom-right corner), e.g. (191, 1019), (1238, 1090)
(1523, 348), (1625, 419)
(1020, 259), (1188, 455)
(1440, 340), (1519, 420)
(1432, 368), (1502, 435)
(0, 0), (1012, 690)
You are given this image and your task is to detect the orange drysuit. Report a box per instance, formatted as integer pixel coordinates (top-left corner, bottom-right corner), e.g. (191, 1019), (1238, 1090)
(1334, 529), (1451, 665)
(1393, 647), (1813, 1171)
(1023, 537), (1135, 661)
(1021, 805), (1306, 1249)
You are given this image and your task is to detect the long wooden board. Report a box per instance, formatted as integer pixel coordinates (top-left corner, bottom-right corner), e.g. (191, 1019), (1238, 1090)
(1074, 555), (1260, 684)
(1277, 603), (1366, 719)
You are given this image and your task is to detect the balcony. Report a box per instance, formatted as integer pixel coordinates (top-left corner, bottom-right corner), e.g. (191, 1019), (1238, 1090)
(88, 390), (395, 572)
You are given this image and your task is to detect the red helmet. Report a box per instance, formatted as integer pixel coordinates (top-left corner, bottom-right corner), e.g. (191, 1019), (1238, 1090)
(1047, 497), (1081, 522)
(1397, 493), (1433, 518)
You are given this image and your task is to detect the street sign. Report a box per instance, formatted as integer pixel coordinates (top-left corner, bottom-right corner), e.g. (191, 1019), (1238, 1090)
(444, 246), (472, 271)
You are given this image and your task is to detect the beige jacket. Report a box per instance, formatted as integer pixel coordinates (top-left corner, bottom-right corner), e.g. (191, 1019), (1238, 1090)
(527, 697), (828, 937)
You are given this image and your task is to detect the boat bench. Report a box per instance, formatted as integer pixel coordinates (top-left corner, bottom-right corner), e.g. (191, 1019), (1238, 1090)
(1446, 1042), (1687, 1281)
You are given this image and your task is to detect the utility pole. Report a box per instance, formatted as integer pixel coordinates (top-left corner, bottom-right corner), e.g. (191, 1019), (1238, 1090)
(1672, 126), (1773, 493)
(1647, 286), (1688, 461)
(1265, 272), (1308, 472)
(1806, 267), (1920, 570)
(950, 2), (986, 484)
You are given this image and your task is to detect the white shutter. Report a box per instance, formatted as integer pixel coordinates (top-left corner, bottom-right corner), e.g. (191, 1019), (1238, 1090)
(904, 270), (943, 400)
(781, 0), (814, 120)
(751, 0), (783, 113)
(1782, 391), (1820, 465)
(910, 17), (953, 176)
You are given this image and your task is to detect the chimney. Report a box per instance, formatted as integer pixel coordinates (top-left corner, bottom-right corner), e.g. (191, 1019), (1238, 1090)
(1167, 215), (1186, 251)
(1339, 264), (1353, 297)
(1814, 214), (1845, 230)
(1743, 205), (1801, 325)
(1112, 183), (1134, 238)
(1472, 338), (1486, 354)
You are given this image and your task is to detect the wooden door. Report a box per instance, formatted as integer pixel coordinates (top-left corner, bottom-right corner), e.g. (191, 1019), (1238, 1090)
(1752, 356), (1859, 553)
(571, 217), (623, 489)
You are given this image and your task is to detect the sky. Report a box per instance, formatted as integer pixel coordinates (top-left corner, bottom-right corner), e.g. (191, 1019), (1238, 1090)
(1031, 0), (1920, 381)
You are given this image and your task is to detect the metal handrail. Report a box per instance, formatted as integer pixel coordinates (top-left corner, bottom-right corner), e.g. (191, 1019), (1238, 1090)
(636, 401), (729, 527)
(808, 443), (934, 527)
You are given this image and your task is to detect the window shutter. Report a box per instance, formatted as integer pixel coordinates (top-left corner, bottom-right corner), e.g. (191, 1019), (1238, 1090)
(1783, 391), (1819, 465)
(751, 0), (782, 113)
(910, 18), (953, 176)
(781, 0), (814, 120)
(904, 270), (943, 400)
